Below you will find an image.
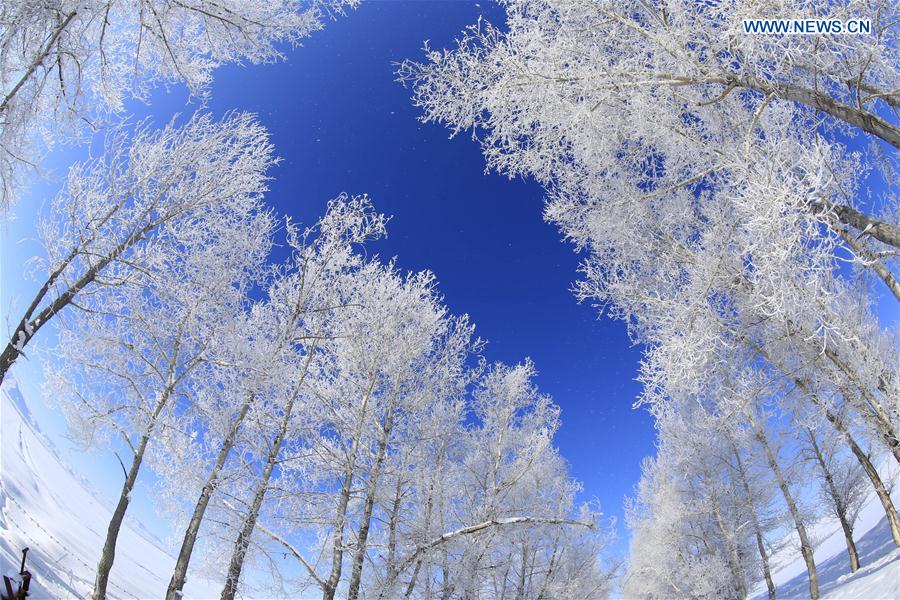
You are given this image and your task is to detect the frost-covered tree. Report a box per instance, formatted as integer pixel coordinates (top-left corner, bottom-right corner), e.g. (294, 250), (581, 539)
(744, 404), (820, 599)
(625, 449), (737, 599)
(400, 0), (898, 446)
(625, 397), (776, 600)
(399, 0), (898, 260)
(802, 424), (868, 572)
(397, 361), (610, 600)
(45, 185), (270, 599)
(187, 305), (609, 600)
(723, 432), (781, 600)
(167, 195), (385, 598)
(312, 267), (476, 600)
(0, 0), (359, 213)
(401, 6), (899, 587)
(110, 193), (609, 600)
(0, 112), (276, 386)
(212, 196), (388, 600)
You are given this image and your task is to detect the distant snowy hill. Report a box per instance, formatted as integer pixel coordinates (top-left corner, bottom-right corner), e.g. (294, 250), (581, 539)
(0, 381), (221, 599)
(750, 463), (899, 600)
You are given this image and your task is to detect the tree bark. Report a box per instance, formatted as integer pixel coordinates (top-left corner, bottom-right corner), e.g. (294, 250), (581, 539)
(322, 466), (353, 600)
(839, 518), (861, 573)
(399, 442), (446, 600)
(821, 346), (900, 465)
(347, 410), (394, 600)
(323, 376), (378, 600)
(92, 387), (171, 599)
(515, 544), (529, 600)
(166, 397), (252, 599)
(733, 76), (900, 148)
(535, 534), (561, 600)
(826, 202), (900, 250)
(220, 341), (319, 600)
(777, 367), (900, 549)
(824, 411), (900, 547)
(219, 401), (290, 600)
(754, 345), (900, 520)
(384, 473), (404, 587)
(732, 445), (775, 600)
(749, 414), (819, 599)
(709, 483), (747, 599)
(830, 223), (900, 301)
(805, 429), (860, 572)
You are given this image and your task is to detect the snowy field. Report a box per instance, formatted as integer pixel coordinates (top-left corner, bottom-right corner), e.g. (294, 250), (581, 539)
(2, 379), (898, 600)
(0, 382), (221, 599)
(749, 510), (900, 599)
(747, 462), (900, 600)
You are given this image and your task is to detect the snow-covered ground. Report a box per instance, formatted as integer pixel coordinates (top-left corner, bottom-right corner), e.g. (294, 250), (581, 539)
(750, 463), (900, 600)
(2, 377), (898, 599)
(0, 381), (221, 599)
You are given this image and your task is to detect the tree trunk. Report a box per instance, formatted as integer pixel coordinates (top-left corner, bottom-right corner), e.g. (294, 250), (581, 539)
(220, 398), (291, 600)
(845, 436), (900, 547)
(821, 347), (900, 464)
(805, 428), (861, 572)
(347, 411), (394, 600)
(825, 202), (900, 250)
(166, 398), (251, 599)
(828, 221), (900, 300)
(734, 76), (900, 148)
(515, 544), (529, 600)
(816, 402), (900, 547)
(732, 445), (775, 600)
(323, 376), (377, 600)
(0, 218), (158, 386)
(400, 443), (446, 599)
(749, 415), (819, 599)
(440, 561), (453, 600)
(756, 526), (776, 600)
(536, 535), (561, 600)
(383, 468), (405, 593)
(710, 486), (747, 599)
(93, 387), (171, 599)
(92, 432), (149, 600)
(219, 339), (320, 600)
(322, 467), (353, 600)
(751, 346), (900, 547)
(840, 520), (861, 573)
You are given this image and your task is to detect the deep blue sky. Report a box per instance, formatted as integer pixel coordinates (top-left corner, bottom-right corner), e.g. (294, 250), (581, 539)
(198, 0), (654, 546)
(205, 0), (655, 548)
(2, 0), (655, 556)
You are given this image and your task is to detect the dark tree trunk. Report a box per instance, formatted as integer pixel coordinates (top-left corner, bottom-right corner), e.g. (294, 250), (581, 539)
(166, 398), (251, 599)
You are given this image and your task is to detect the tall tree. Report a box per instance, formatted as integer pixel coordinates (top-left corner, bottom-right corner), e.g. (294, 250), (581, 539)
(163, 195), (388, 600)
(213, 196), (389, 600)
(46, 184), (270, 599)
(802, 424), (868, 573)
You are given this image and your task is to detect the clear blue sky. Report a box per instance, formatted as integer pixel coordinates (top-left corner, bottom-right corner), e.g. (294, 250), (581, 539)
(1, 0), (656, 557)
(203, 0), (654, 549)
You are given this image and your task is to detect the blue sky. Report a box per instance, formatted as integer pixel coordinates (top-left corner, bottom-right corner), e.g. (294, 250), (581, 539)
(1, 0), (655, 558)
(206, 0), (657, 549)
